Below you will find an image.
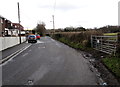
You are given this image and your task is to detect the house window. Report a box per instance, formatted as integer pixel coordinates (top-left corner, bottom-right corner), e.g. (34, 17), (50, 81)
(15, 25), (17, 28)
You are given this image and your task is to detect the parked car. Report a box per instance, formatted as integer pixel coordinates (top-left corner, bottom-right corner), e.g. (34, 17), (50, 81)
(36, 35), (40, 40)
(28, 35), (37, 43)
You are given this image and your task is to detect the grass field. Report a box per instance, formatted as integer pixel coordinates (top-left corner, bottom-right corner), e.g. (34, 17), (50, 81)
(103, 33), (118, 36)
(103, 33), (118, 41)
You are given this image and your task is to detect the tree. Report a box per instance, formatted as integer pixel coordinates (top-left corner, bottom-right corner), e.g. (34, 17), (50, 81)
(76, 27), (86, 31)
(32, 30), (35, 34)
(64, 26), (86, 32)
(35, 21), (46, 36)
(64, 27), (74, 32)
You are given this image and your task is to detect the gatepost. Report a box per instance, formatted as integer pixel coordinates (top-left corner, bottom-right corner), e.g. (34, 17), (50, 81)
(117, 33), (120, 57)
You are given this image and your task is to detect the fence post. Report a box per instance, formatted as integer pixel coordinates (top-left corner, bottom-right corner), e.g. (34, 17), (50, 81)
(91, 35), (93, 48)
(118, 33), (120, 42)
(117, 33), (120, 56)
(101, 36), (102, 51)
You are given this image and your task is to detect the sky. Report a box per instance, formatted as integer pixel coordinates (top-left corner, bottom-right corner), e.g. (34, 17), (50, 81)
(0, 0), (119, 30)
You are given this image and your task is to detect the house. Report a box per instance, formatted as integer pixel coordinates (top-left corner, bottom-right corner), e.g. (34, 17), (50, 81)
(0, 17), (2, 36)
(12, 23), (24, 31)
(12, 23), (24, 36)
(0, 15), (13, 36)
(0, 15), (24, 37)
(0, 15), (6, 36)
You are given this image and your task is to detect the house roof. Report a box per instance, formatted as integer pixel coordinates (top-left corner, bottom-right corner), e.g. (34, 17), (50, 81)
(12, 23), (24, 30)
(0, 15), (4, 18)
(0, 15), (12, 23)
(0, 15), (24, 30)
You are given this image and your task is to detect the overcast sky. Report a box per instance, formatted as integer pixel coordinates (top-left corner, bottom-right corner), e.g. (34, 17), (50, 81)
(0, 0), (119, 29)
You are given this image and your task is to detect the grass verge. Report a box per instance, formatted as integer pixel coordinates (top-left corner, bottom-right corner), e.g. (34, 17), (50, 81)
(58, 37), (85, 50)
(102, 57), (120, 78)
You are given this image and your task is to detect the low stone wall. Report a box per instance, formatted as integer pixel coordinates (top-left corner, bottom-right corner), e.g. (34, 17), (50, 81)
(0, 37), (26, 51)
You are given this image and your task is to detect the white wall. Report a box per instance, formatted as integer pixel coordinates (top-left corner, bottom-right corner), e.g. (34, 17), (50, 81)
(21, 37), (26, 43)
(0, 38), (2, 52)
(0, 22), (2, 36)
(0, 37), (26, 51)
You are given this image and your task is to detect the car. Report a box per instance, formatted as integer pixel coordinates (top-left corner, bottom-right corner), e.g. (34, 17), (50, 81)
(36, 35), (40, 40)
(28, 35), (37, 43)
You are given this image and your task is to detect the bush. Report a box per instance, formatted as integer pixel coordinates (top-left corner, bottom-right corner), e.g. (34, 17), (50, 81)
(52, 30), (103, 50)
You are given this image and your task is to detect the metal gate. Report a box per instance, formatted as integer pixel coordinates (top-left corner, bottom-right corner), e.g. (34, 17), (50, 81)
(91, 35), (118, 55)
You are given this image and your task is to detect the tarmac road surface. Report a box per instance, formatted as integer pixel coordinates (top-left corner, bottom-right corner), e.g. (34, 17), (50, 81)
(2, 36), (98, 85)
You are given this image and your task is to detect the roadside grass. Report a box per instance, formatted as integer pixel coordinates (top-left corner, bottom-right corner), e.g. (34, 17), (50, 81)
(102, 57), (120, 78)
(58, 37), (85, 50)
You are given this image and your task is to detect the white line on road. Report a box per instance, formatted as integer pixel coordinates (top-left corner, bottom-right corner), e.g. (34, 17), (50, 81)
(51, 39), (55, 42)
(22, 53), (28, 57)
(36, 40), (44, 44)
(38, 47), (45, 49)
(0, 44), (32, 66)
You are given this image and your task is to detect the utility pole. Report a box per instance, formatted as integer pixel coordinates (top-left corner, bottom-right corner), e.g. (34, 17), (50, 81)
(52, 15), (55, 33)
(18, 2), (21, 44)
(118, 1), (120, 26)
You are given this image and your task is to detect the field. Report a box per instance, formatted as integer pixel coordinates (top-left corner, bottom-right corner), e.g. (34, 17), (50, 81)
(103, 33), (118, 36)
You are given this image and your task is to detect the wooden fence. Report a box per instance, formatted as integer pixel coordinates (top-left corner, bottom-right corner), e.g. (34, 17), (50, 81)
(91, 35), (119, 55)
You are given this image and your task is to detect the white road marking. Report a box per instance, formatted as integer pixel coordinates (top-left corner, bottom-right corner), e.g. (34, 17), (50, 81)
(0, 44), (32, 66)
(38, 47), (45, 49)
(22, 53), (28, 57)
(51, 39), (55, 42)
(37, 40), (44, 44)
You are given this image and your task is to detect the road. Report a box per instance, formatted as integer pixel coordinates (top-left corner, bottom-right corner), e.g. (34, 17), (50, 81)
(2, 37), (98, 85)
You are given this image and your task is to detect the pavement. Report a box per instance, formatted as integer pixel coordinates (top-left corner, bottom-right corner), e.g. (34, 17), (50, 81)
(0, 41), (31, 64)
(2, 36), (98, 85)
(2, 41), (31, 59)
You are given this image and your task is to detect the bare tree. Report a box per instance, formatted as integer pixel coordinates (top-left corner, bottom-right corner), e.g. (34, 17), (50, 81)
(35, 21), (46, 36)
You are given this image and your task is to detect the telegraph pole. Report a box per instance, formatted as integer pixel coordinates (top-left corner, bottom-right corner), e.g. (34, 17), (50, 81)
(118, 1), (120, 26)
(18, 2), (21, 44)
(52, 15), (55, 33)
